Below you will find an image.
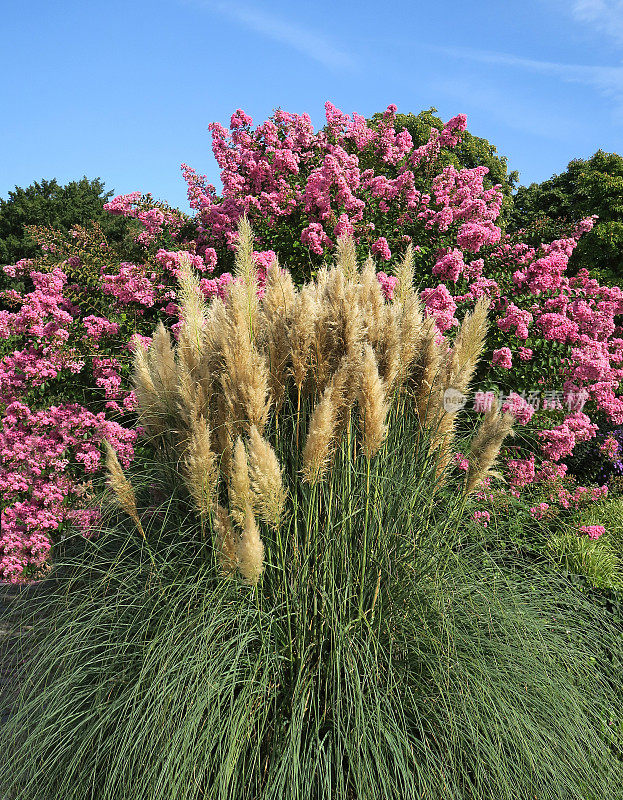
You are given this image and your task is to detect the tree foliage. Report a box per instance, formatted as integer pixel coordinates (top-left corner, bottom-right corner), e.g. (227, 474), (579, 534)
(510, 150), (623, 283)
(0, 177), (129, 265)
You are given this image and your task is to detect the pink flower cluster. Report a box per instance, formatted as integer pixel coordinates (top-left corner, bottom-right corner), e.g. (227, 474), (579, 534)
(502, 392), (535, 425)
(421, 284), (458, 332)
(599, 435), (620, 461)
(506, 455), (536, 488)
(0, 401), (136, 581)
(530, 502), (550, 520)
(492, 347), (513, 369)
(473, 510), (491, 527)
(578, 524), (605, 540)
(101, 262), (156, 307)
(104, 192), (184, 246)
(539, 412), (598, 462)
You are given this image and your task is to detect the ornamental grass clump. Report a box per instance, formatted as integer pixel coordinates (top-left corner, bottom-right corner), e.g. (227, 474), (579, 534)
(119, 219), (501, 584)
(3, 221), (623, 800)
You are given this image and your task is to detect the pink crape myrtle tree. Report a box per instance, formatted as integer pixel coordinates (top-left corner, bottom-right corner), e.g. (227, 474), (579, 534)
(1, 102), (622, 580)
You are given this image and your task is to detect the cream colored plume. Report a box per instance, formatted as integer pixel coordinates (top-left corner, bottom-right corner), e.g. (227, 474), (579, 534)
(248, 424), (285, 530)
(359, 345), (389, 458)
(237, 504), (264, 586)
(132, 341), (166, 438)
(302, 383), (338, 484)
(177, 253), (208, 366)
(336, 234), (358, 280)
(229, 437), (253, 529)
(444, 295), (489, 395)
(103, 440), (145, 539)
(394, 244), (415, 303)
(184, 415), (218, 517)
(262, 262), (296, 410)
(213, 504), (238, 577)
(466, 407), (514, 494)
(228, 436), (265, 585)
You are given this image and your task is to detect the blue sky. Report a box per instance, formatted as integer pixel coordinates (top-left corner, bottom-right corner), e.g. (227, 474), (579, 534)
(2, 0), (623, 211)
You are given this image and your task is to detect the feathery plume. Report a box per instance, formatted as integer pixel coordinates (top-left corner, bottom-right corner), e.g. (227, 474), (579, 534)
(234, 215), (258, 289)
(302, 382), (338, 484)
(342, 281), (365, 359)
(236, 504), (264, 586)
(132, 342), (166, 437)
(330, 354), (362, 438)
(262, 262), (296, 410)
(177, 254), (208, 359)
(444, 296), (489, 395)
(466, 408), (514, 494)
(290, 284), (318, 392)
(359, 344), (389, 458)
(376, 303), (402, 395)
(213, 504), (238, 577)
(248, 424), (285, 530)
(398, 293), (424, 381)
(148, 321), (178, 405)
(229, 437), (252, 528)
(176, 362), (205, 429)
(360, 255), (384, 348)
(394, 244), (414, 303)
(336, 234), (358, 280)
(219, 277), (270, 433)
(103, 440), (145, 539)
(184, 415), (218, 518)
(413, 319), (443, 424)
(228, 436), (264, 584)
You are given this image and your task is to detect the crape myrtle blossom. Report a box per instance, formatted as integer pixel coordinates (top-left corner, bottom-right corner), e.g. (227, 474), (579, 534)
(473, 510), (490, 527)
(600, 435), (620, 461)
(492, 347), (513, 369)
(539, 412), (598, 462)
(579, 524), (605, 540)
(0, 401), (136, 581)
(501, 392), (535, 425)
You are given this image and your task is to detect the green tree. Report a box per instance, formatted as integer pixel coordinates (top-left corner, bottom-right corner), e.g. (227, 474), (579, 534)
(510, 150), (623, 283)
(0, 176), (129, 265)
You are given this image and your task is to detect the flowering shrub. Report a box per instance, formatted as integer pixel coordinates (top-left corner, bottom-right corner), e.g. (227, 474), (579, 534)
(2, 101), (622, 579)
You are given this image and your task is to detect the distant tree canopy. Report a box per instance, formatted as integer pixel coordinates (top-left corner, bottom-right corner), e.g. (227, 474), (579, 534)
(371, 108), (519, 224)
(510, 150), (623, 283)
(0, 177), (129, 265)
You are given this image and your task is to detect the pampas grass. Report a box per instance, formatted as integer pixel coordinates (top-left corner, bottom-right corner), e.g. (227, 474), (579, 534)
(301, 381), (338, 484)
(4, 408), (622, 800)
(19, 223), (622, 800)
(117, 219), (512, 581)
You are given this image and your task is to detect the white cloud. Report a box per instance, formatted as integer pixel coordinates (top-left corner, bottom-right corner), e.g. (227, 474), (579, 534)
(187, 1), (356, 72)
(570, 0), (623, 46)
(431, 75), (584, 140)
(432, 45), (623, 120)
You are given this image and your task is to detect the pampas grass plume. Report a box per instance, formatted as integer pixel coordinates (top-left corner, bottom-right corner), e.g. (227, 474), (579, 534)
(103, 439), (145, 539)
(302, 384), (338, 484)
(237, 505), (264, 586)
(359, 344), (389, 458)
(229, 437), (252, 528)
(213, 504), (238, 577)
(466, 407), (514, 494)
(184, 416), (218, 518)
(248, 424), (286, 530)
